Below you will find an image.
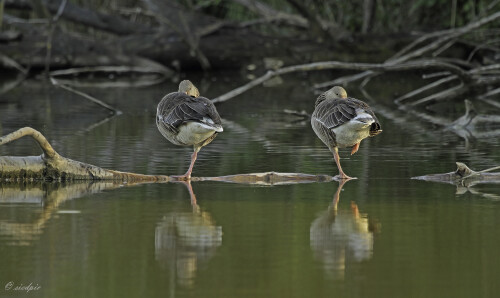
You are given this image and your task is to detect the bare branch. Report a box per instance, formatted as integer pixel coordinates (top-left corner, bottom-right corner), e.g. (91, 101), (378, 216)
(50, 77), (122, 115)
(231, 0), (308, 28)
(394, 76), (457, 104)
(213, 59), (474, 103)
(0, 127), (58, 159)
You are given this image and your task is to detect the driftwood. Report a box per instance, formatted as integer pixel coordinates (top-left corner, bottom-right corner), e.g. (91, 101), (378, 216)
(413, 162), (500, 188)
(325, 11), (500, 102)
(0, 127), (169, 182)
(212, 11), (500, 105)
(0, 127), (334, 184)
(212, 59), (473, 103)
(401, 99), (500, 145)
(209, 10), (500, 108)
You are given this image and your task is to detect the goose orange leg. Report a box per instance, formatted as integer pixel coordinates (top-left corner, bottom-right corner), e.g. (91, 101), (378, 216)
(351, 142), (360, 155)
(172, 147), (200, 180)
(333, 147), (353, 180)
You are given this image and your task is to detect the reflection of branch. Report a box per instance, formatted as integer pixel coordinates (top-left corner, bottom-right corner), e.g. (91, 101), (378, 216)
(464, 187), (500, 200)
(193, 172), (335, 185)
(0, 181), (121, 245)
(81, 114), (118, 134)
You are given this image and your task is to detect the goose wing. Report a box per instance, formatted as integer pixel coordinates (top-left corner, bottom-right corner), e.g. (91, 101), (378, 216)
(157, 93), (222, 134)
(312, 98), (357, 129)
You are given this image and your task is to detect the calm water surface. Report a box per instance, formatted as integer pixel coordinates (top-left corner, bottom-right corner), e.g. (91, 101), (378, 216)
(1, 72), (500, 298)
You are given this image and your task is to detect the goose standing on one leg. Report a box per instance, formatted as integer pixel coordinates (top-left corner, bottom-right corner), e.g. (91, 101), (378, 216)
(311, 86), (382, 179)
(156, 80), (223, 180)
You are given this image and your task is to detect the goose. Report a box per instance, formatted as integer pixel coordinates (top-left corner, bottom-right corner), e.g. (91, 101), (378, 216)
(156, 80), (223, 180)
(311, 86), (382, 179)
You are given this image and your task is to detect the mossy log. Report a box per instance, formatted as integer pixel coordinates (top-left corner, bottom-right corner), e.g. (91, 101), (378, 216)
(0, 127), (333, 184)
(0, 127), (169, 182)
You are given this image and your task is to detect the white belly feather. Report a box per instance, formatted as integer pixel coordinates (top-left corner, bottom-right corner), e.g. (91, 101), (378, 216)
(333, 111), (374, 148)
(176, 122), (222, 145)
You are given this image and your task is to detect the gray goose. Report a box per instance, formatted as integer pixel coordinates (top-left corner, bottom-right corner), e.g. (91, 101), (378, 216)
(156, 80), (223, 180)
(311, 86), (382, 179)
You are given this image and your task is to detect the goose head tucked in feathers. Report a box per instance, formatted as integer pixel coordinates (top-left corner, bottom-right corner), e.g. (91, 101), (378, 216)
(315, 86), (348, 107)
(179, 80), (200, 98)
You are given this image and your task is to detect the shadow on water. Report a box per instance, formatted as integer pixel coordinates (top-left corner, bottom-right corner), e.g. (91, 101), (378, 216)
(310, 179), (379, 280)
(155, 181), (222, 289)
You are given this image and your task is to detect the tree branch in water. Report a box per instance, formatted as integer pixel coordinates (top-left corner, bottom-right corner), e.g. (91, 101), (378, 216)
(212, 59), (474, 103)
(0, 127), (333, 184)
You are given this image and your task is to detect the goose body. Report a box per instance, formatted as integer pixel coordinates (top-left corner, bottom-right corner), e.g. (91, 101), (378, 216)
(156, 80), (222, 179)
(311, 86), (381, 179)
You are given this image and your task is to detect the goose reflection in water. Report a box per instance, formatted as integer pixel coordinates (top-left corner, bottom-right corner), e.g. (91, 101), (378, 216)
(310, 180), (379, 280)
(155, 181), (222, 288)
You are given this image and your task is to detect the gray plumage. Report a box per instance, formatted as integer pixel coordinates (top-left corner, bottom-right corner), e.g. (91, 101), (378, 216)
(156, 80), (222, 179)
(311, 86), (382, 179)
(156, 92), (222, 147)
(312, 95), (381, 148)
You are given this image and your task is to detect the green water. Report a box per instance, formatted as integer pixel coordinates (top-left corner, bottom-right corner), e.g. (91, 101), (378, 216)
(1, 73), (500, 298)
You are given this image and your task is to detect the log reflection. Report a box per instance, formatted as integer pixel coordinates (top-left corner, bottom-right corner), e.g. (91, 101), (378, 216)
(310, 180), (378, 280)
(155, 181), (222, 288)
(0, 181), (120, 245)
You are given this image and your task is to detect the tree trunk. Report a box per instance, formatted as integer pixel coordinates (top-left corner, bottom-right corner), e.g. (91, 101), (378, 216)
(362, 0), (376, 34)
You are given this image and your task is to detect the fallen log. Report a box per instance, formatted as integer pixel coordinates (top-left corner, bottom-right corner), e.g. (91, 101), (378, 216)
(0, 127), (333, 184)
(0, 127), (170, 182)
